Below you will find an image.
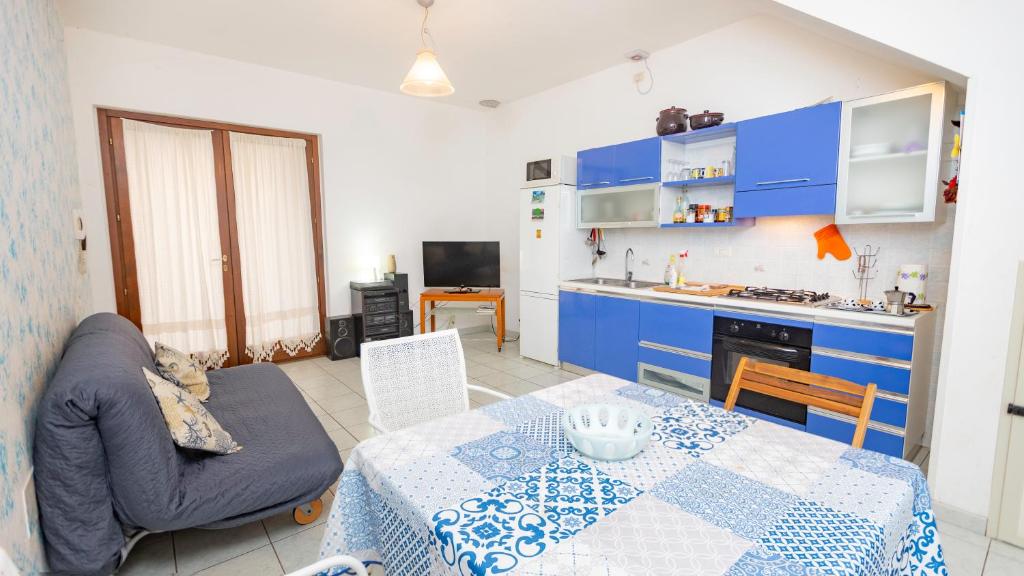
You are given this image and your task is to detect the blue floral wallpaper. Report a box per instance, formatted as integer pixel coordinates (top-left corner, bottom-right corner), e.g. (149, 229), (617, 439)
(0, 1), (87, 572)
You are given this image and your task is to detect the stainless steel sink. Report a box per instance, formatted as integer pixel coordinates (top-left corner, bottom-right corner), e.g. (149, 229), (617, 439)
(569, 277), (660, 289)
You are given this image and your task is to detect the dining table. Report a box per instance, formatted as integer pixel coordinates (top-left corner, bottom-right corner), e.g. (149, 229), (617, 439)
(319, 374), (947, 575)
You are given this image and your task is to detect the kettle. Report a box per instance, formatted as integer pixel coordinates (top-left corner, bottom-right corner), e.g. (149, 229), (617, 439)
(884, 287), (916, 315)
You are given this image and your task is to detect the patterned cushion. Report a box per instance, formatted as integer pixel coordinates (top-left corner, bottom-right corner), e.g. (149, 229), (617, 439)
(143, 368), (241, 455)
(154, 342), (211, 401)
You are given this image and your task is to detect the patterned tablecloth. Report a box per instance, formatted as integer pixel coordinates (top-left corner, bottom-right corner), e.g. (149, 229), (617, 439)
(319, 374), (946, 575)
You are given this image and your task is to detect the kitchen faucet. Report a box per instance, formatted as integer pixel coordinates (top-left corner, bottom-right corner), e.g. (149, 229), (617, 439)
(625, 248), (634, 282)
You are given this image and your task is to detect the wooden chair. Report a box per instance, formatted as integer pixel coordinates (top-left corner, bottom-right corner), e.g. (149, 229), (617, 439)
(724, 357), (877, 448)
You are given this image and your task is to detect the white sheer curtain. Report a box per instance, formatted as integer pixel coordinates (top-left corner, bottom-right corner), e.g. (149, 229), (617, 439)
(122, 119), (229, 368)
(229, 132), (322, 361)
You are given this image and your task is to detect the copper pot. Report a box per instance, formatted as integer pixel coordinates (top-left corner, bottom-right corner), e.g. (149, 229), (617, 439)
(656, 107), (688, 136)
(690, 110), (725, 130)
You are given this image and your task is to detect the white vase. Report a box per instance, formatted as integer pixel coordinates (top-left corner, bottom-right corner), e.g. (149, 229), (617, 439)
(896, 264), (928, 304)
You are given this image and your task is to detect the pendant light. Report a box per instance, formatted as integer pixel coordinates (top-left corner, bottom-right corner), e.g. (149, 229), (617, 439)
(400, 0), (454, 97)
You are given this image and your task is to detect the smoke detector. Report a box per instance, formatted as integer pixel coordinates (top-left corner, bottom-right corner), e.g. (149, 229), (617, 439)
(478, 99), (501, 108)
(625, 49), (650, 62)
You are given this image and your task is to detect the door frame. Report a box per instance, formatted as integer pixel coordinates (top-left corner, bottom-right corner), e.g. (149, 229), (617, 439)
(987, 259), (1024, 542)
(96, 108), (328, 364)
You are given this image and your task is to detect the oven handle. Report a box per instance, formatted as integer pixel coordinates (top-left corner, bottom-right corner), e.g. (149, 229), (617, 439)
(716, 335), (808, 363)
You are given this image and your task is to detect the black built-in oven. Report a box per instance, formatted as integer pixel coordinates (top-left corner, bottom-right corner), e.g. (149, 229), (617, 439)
(710, 315), (812, 425)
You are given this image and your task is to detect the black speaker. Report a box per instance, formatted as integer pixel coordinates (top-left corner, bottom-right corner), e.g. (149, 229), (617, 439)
(386, 272), (409, 307)
(399, 309), (414, 336)
(328, 315), (356, 360)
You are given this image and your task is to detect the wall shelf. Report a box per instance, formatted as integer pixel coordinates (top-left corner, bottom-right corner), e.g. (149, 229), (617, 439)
(662, 175), (735, 188)
(661, 123), (737, 144)
(848, 149), (927, 164)
(660, 218), (755, 229)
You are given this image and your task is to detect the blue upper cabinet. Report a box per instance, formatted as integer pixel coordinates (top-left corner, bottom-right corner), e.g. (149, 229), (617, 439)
(734, 102), (842, 217)
(594, 296), (640, 381)
(577, 138), (660, 190)
(577, 145), (616, 190)
(613, 137), (661, 186)
(558, 290), (596, 369)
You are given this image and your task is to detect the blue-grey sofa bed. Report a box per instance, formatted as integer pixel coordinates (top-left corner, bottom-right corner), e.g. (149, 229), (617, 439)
(34, 313), (343, 575)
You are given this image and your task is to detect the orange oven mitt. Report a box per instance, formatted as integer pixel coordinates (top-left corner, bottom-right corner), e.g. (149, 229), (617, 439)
(814, 224), (851, 261)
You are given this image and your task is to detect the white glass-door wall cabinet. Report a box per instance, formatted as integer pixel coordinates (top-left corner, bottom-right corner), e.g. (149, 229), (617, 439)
(576, 183), (660, 228)
(836, 82), (949, 224)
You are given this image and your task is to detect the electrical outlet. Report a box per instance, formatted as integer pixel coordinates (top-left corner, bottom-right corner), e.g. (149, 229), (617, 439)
(640, 258), (650, 266)
(715, 247), (733, 257)
(754, 264), (767, 273)
(23, 469), (38, 538)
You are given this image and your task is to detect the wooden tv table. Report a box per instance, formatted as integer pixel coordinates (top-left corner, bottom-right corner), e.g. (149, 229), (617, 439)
(419, 288), (506, 351)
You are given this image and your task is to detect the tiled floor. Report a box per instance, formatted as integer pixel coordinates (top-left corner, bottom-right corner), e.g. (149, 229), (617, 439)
(118, 332), (578, 575)
(117, 331), (1023, 575)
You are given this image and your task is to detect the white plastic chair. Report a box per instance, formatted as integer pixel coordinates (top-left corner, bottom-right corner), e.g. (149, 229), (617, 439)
(361, 329), (511, 433)
(284, 555), (368, 576)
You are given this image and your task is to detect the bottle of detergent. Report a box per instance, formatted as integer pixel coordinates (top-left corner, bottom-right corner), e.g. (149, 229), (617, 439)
(675, 250), (689, 287)
(664, 254), (678, 286)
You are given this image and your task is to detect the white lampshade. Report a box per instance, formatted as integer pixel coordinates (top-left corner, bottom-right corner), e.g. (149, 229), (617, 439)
(400, 49), (454, 97)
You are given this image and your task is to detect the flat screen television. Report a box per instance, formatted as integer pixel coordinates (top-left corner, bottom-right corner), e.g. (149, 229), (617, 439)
(422, 241), (500, 291)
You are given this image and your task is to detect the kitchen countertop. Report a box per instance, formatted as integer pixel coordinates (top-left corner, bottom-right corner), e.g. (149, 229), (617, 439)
(558, 280), (928, 331)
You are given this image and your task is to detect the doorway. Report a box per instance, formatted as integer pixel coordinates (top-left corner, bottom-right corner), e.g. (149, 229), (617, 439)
(97, 109), (327, 366)
(990, 260), (1024, 547)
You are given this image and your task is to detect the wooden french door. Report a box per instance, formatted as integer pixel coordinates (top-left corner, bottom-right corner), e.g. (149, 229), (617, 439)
(98, 108), (327, 365)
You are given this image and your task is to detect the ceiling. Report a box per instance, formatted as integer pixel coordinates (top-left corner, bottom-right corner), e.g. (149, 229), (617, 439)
(56, 0), (767, 108)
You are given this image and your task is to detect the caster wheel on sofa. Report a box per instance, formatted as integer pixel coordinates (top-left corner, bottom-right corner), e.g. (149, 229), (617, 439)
(293, 500), (323, 525)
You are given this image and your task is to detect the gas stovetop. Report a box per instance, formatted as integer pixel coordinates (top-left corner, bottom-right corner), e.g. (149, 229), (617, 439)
(725, 286), (834, 306)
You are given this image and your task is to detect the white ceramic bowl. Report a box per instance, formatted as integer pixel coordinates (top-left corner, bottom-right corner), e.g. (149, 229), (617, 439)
(562, 404), (653, 461)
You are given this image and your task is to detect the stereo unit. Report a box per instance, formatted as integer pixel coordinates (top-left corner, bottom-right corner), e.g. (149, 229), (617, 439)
(399, 309), (414, 336)
(385, 272), (409, 307)
(327, 315), (356, 360)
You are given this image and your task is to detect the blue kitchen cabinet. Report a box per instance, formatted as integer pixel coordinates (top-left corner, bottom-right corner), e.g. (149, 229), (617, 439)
(808, 319), (920, 459)
(558, 291), (596, 369)
(639, 301), (713, 354)
(614, 137), (661, 186)
(635, 301), (712, 399)
(806, 411), (904, 458)
(577, 138), (660, 190)
(734, 102), (841, 217)
(595, 296), (640, 381)
(813, 322), (914, 362)
(576, 146), (616, 190)
(810, 353), (911, 396)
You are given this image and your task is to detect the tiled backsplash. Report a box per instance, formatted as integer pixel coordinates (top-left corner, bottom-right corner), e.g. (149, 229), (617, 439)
(588, 203), (955, 444)
(593, 205), (954, 306)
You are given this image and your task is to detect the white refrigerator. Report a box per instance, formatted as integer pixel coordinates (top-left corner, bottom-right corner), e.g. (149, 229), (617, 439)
(519, 184), (588, 365)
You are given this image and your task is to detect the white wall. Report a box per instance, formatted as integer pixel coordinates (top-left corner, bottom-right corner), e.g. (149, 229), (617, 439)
(64, 27), (501, 329)
(768, 0), (1024, 530)
(483, 14), (949, 433)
